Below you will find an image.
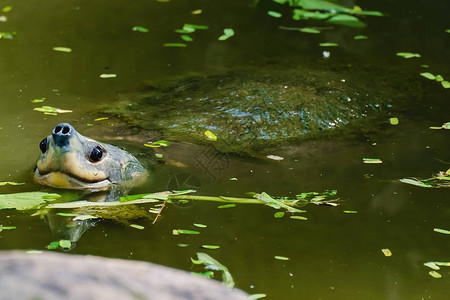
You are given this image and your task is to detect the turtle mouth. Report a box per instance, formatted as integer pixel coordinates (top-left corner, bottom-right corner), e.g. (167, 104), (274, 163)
(34, 167), (112, 191)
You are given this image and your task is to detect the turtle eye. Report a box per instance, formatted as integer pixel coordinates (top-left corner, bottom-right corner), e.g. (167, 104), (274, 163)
(89, 146), (103, 163)
(39, 138), (48, 154)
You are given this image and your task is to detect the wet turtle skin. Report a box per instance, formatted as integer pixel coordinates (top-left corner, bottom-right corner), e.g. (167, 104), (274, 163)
(34, 123), (147, 191)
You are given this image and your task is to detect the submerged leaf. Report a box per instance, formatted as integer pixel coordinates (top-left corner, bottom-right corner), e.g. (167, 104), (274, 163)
(191, 253), (234, 287)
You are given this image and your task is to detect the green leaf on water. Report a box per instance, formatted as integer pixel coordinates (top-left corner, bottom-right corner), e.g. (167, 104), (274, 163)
(399, 178), (433, 188)
(445, 29), (450, 33)
(0, 192), (60, 210)
(0, 32), (16, 39)
(319, 42), (338, 47)
(173, 229), (200, 235)
(0, 181), (24, 186)
(268, 11), (282, 18)
(191, 252), (234, 287)
(343, 210), (358, 214)
(164, 43), (187, 47)
(144, 140), (170, 148)
(59, 240), (72, 249)
(99, 74), (117, 78)
(424, 262), (440, 270)
(217, 204), (235, 209)
(299, 27), (321, 34)
(354, 35), (367, 40)
(441, 81), (450, 89)
(248, 294), (267, 300)
(34, 106), (73, 115)
(396, 52), (421, 58)
(56, 212), (79, 217)
(429, 270), (442, 279)
(434, 228), (450, 235)
(194, 223), (207, 228)
(177, 243), (189, 247)
(132, 26), (149, 33)
(381, 248), (392, 257)
(327, 14), (366, 27)
(53, 47), (72, 53)
(389, 117), (399, 125)
(363, 158), (382, 164)
(47, 241), (60, 250)
(202, 245), (220, 250)
(180, 35), (193, 42)
(0, 226), (16, 232)
(420, 72), (436, 80)
(434, 75), (443, 82)
(274, 256), (290, 261)
(30, 97), (46, 103)
(218, 28), (235, 41)
(73, 214), (97, 221)
(2, 6), (12, 13)
(130, 224), (145, 230)
(274, 211), (285, 218)
(290, 215), (307, 220)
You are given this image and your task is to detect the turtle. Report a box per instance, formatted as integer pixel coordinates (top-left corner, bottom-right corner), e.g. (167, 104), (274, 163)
(34, 123), (148, 191)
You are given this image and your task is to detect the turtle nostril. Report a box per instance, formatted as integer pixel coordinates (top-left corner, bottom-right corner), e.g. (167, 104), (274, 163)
(62, 126), (70, 134)
(54, 125), (62, 134)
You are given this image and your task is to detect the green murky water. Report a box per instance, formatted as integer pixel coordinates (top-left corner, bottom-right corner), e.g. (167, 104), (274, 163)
(0, 0), (449, 299)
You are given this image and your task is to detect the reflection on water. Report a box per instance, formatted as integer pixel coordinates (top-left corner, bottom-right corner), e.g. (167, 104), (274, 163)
(0, 0), (449, 298)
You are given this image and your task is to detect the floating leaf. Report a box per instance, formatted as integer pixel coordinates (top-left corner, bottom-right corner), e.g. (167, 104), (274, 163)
(299, 27), (321, 34)
(363, 158), (382, 164)
(442, 81), (450, 89)
(191, 9), (202, 15)
(173, 229), (200, 235)
(381, 248), (392, 257)
(420, 72), (436, 80)
(217, 204), (235, 209)
(56, 212), (79, 217)
(34, 106), (73, 115)
(130, 224), (145, 230)
(434, 228), (450, 235)
(0, 181), (24, 186)
(204, 130), (217, 141)
(180, 35), (193, 42)
(266, 155), (284, 161)
(424, 262), (440, 270)
(274, 211), (285, 218)
(94, 117), (108, 121)
(0, 192), (59, 210)
(319, 42), (338, 47)
(327, 14), (365, 27)
(52, 47), (72, 53)
(202, 245), (220, 250)
(290, 215), (307, 220)
(164, 43), (187, 47)
(2, 6), (12, 13)
(177, 243), (189, 247)
(248, 294), (267, 300)
(99, 74), (117, 78)
(399, 178), (432, 188)
(396, 52), (421, 58)
(132, 26), (149, 33)
(267, 11), (282, 18)
(0, 226), (16, 232)
(429, 271), (442, 279)
(144, 140), (170, 148)
(73, 214), (97, 221)
(434, 75), (444, 82)
(343, 210), (358, 214)
(47, 241), (59, 250)
(389, 117), (399, 125)
(274, 256), (290, 261)
(59, 240), (72, 249)
(191, 253), (234, 287)
(229, 177), (238, 181)
(30, 97), (45, 103)
(354, 35), (367, 40)
(194, 223), (207, 228)
(0, 32), (15, 39)
(218, 28), (235, 41)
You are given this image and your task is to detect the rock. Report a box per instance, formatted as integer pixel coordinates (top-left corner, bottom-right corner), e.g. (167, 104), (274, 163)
(0, 251), (248, 300)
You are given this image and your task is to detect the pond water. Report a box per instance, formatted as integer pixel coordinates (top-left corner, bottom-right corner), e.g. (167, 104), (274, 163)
(0, 0), (449, 299)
